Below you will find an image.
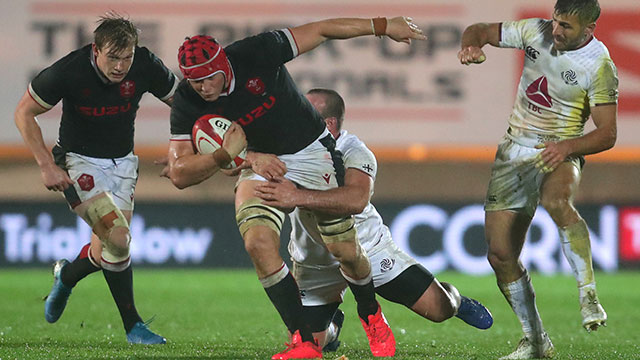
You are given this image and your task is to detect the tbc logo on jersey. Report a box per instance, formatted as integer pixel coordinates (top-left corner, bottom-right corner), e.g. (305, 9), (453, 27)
(119, 80), (135, 98)
(525, 76), (553, 108)
(561, 70), (578, 85)
(525, 46), (539, 61)
(245, 77), (266, 95)
(362, 164), (373, 173)
(77, 174), (94, 191)
(322, 173), (331, 184)
(380, 258), (395, 273)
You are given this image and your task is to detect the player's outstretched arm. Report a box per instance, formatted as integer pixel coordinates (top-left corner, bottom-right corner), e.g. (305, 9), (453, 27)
(291, 16), (426, 55)
(255, 168), (371, 216)
(458, 22), (501, 65)
(14, 90), (74, 192)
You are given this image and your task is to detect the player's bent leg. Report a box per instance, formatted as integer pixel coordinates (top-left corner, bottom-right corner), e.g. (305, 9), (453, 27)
(540, 162), (606, 331)
(442, 282), (494, 330)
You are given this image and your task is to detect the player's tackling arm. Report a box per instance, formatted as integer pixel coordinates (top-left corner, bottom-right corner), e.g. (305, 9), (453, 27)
(14, 90), (74, 191)
(458, 23), (501, 65)
(255, 168), (372, 216)
(290, 16), (426, 55)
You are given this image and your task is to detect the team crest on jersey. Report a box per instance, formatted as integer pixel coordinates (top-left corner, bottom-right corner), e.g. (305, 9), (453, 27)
(77, 174), (94, 191)
(119, 80), (135, 98)
(561, 70), (578, 85)
(245, 77), (266, 95)
(525, 76), (553, 108)
(362, 164), (373, 173)
(379, 258), (395, 273)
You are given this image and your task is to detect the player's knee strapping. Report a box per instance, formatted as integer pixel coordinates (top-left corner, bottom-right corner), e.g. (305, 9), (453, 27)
(236, 198), (285, 236)
(317, 216), (356, 244)
(85, 194), (131, 271)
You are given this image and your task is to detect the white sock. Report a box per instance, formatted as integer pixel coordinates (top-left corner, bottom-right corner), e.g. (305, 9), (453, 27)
(559, 219), (596, 298)
(498, 271), (544, 339)
(325, 322), (338, 344)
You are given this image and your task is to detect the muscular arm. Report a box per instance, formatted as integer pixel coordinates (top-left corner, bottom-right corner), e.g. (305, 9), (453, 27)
(537, 104), (617, 171)
(14, 90), (73, 191)
(168, 123), (247, 189)
(291, 16), (425, 55)
(256, 168), (372, 216)
(458, 23), (501, 64)
(167, 141), (223, 189)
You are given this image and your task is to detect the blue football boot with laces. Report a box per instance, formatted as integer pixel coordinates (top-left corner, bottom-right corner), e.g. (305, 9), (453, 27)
(323, 308), (345, 352)
(456, 295), (494, 330)
(126, 321), (167, 345)
(44, 259), (72, 323)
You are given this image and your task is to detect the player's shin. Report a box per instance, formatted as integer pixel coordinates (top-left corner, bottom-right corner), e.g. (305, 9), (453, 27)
(262, 263), (314, 342)
(498, 270), (545, 339)
(559, 218), (596, 297)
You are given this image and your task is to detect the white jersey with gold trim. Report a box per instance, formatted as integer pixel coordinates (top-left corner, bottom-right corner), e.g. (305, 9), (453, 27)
(500, 18), (618, 144)
(288, 130), (389, 267)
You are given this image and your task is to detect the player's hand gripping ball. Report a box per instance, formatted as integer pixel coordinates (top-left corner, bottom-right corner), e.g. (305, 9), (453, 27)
(192, 114), (246, 169)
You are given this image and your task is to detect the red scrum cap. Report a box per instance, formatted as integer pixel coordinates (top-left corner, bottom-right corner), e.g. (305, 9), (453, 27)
(178, 35), (232, 82)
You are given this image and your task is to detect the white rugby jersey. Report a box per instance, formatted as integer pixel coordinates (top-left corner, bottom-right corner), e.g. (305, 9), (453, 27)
(500, 18), (618, 142)
(288, 130), (391, 266)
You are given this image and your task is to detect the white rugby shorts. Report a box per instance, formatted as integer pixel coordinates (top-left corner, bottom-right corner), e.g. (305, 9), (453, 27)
(292, 235), (419, 306)
(237, 128), (340, 190)
(485, 134), (582, 217)
(64, 151), (138, 211)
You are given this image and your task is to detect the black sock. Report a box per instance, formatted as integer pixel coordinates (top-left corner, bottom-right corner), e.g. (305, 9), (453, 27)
(102, 266), (142, 333)
(347, 279), (378, 323)
(60, 245), (101, 288)
(264, 272), (314, 342)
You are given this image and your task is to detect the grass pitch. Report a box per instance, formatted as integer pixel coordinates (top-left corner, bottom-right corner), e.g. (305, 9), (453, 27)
(0, 269), (638, 359)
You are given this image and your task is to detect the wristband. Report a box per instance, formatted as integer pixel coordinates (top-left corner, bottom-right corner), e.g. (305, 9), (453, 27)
(371, 17), (387, 37)
(212, 148), (232, 168)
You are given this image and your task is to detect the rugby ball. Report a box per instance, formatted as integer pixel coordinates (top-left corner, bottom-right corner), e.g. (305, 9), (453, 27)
(192, 114), (246, 169)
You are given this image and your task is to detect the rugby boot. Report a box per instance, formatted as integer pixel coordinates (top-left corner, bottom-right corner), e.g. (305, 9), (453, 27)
(499, 332), (555, 359)
(271, 330), (322, 359)
(126, 321), (167, 345)
(360, 303), (396, 357)
(580, 289), (607, 332)
(323, 309), (345, 352)
(44, 259), (72, 323)
(455, 295), (494, 329)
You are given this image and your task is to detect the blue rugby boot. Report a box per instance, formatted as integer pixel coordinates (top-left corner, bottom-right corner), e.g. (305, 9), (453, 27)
(44, 259), (72, 323)
(456, 295), (494, 330)
(323, 308), (345, 352)
(127, 321), (167, 345)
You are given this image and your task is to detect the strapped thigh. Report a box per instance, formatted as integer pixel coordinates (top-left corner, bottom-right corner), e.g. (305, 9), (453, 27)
(236, 198), (285, 236)
(316, 215), (356, 244)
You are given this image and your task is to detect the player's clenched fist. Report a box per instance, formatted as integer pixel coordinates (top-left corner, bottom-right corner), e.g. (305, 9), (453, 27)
(458, 46), (486, 65)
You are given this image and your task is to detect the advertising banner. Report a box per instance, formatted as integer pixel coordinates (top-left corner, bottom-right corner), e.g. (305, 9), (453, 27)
(1, 0), (638, 149)
(1, 201), (634, 274)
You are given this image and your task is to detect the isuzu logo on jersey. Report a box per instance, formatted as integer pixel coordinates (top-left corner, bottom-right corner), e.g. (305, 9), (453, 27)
(526, 76), (553, 108)
(119, 80), (135, 98)
(236, 95), (276, 126)
(76, 103), (132, 117)
(245, 77), (265, 95)
(525, 46), (539, 61)
(561, 70), (578, 86)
